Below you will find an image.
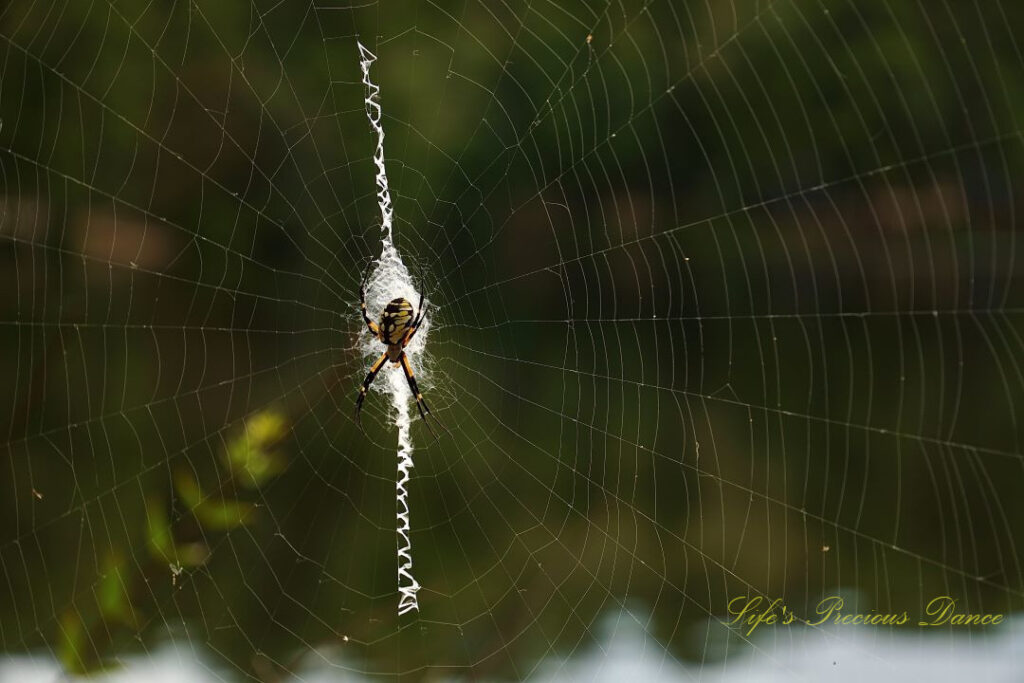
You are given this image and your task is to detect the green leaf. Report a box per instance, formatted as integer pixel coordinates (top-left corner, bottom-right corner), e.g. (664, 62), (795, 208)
(57, 610), (87, 675)
(173, 467), (202, 509)
(224, 410), (288, 488)
(97, 552), (133, 627)
(145, 497), (174, 563)
(245, 410), (288, 446)
(193, 498), (257, 531)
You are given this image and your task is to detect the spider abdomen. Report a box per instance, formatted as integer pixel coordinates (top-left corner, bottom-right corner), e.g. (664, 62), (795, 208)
(379, 297), (414, 345)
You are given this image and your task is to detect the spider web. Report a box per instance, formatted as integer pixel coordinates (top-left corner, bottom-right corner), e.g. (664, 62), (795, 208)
(1, 0), (1023, 680)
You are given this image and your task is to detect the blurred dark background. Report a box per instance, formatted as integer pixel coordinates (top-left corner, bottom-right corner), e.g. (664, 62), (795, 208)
(1, 0), (1023, 678)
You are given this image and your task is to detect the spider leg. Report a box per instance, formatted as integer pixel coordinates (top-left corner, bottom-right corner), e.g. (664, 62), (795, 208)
(359, 260), (381, 339)
(404, 289), (427, 346)
(404, 300), (428, 346)
(399, 351), (446, 439)
(355, 351), (388, 430)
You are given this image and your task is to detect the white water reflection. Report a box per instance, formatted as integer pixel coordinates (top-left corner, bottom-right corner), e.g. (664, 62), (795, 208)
(537, 607), (1023, 682)
(3, 609), (1022, 682)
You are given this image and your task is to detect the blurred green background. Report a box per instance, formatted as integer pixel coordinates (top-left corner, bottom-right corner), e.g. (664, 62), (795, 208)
(1, 0), (1023, 679)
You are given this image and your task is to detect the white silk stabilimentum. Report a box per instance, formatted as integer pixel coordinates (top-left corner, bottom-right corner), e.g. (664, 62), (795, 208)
(357, 41), (428, 616)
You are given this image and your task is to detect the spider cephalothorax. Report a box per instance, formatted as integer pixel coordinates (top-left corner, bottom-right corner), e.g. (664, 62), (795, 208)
(355, 263), (440, 436)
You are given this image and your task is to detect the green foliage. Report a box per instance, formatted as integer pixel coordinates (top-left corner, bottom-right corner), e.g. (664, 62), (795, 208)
(56, 552), (133, 675)
(173, 467), (255, 532)
(144, 496), (176, 564)
(145, 497), (208, 568)
(224, 410), (288, 488)
(56, 610), (87, 676)
(50, 411), (290, 675)
(96, 553), (133, 628)
(191, 495), (258, 532)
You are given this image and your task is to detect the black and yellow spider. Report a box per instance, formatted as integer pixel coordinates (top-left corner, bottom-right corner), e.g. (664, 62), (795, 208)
(355, 263), (441, 436)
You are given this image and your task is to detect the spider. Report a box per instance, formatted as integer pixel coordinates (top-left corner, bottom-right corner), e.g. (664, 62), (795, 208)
(355, 262), (441, 437)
